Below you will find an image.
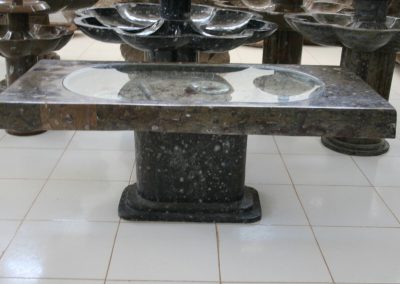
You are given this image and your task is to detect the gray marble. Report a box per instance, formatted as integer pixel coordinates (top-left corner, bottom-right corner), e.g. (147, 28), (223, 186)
(0, 60), (395, 138)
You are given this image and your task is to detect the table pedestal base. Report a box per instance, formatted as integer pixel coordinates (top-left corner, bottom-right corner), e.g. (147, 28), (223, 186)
(321, 137), (390, 156)
(118, 131), (261, 223)
(119, 184), (261, 223)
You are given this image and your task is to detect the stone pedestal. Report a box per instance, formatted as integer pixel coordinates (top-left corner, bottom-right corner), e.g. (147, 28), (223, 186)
(322, 47), (396, 156)
(262, 30), (303, 64)
(119, 132), (261, 223)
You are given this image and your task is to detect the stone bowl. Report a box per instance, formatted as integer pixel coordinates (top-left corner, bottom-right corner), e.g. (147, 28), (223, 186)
(75, 3), (278, 52)
(285, 12), (400, 52)
(305, 0), (353, 13)
(0, 24), (73, 57)
(45, 0), (98, 13)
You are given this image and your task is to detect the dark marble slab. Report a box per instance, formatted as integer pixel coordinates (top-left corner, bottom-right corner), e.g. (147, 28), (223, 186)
(0, 60), (395, 138)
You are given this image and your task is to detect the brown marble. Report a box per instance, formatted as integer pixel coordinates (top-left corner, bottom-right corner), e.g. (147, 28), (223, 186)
(0, 60), (395, 139)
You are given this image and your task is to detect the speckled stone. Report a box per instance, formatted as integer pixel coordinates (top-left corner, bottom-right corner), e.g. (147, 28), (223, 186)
(0, 59), (396, 222)
(0, 60), (395, 139)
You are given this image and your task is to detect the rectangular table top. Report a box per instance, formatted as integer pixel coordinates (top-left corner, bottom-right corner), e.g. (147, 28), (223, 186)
(0, 60), (396, 138)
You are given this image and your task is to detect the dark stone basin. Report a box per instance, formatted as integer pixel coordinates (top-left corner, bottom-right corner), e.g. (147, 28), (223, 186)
(0, 0), (49, 13)
(75, 3), (278, 52)
(45, 0), (98, 13)
(0, 24), (73, 57)
(285, 12), (400, 52)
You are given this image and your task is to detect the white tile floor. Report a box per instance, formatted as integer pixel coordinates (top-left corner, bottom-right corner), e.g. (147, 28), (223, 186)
(0, 33), (399, 284)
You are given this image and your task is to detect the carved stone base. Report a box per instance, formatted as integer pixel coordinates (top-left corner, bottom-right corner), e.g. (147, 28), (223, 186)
(119, 184), (261, 223)
(6, 129), (47, 136)
(321, 137), (390, 156)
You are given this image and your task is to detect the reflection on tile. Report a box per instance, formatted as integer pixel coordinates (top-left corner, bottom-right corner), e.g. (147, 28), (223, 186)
(0, 221), (19, 255)
(27, 180), (126, 222)
(246, 154), (291, 185)
(314, 227), (400, 283)
(0, 129), (6, 140)
(275, 136), (339, 155)
(354, 156), (400, 186)
(284, 155), (369, 186)
(0, 180), (45, 220)
(108, 280), (219, 284)
(51, 150), (134, 181)
(68, 131), (134, 151)
(0, 221), (117, 279)
(108, 223), (219, 281)
(0, 149), (63, 179)
(0, 279), (102, 284)
(218, 225), (331, 283)
(253, 184), (308, 225)
(0, 131), (74, 149)
(298, 185), (398, 227)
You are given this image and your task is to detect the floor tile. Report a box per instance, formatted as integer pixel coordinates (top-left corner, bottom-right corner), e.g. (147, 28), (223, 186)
(229, 48), (242, 63)
(218, 225), (331, 283)
(27, 180), (127, 222)
(245, 154), (291, 185)
(0, 180), (45, 220)
(275, 136), (340, 155)
(108, 223), (219, 281)
(314, 227), (400, 283)
(284, 155), (369, 186)
(297, 185), (398, 227)
(377, 187), (400, 221)
(57, 34), (95, 60)
(354, 156), (400, 186)
(78, 42), (124, 61)
(0, 130), (6, 140)
(304, 46), (342, 65)
(301, 47), (320, 65)
(385, 139), (400, 156)
(0, 280), (102, 284)
(247, 135), (278, 154)
(107, 282), (218, 284)
(0, 221), (19, 255)
(0, 221), (117, 279)
(0, 149), (63, 179)
(252, 184), (308, 225)
(238, 46), (262, 64)
(51, 150), (134, 181)
(0, 131), (74, 149)
(68, 131), (134, 151)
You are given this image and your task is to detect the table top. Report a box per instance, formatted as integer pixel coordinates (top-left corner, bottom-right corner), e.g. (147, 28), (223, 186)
(0, 60), (396, 138)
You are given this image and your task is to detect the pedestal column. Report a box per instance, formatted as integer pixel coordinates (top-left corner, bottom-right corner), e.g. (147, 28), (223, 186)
(118, 0), (261, 223)
(5, 12), (45, 136)
(322, 47), (396, 156)
(262, 0), (304, 64)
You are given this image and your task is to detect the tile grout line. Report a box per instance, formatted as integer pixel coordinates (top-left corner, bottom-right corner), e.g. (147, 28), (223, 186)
(0, 131), (77, 262)
(104, 138), (135, 283)
(22, 131), (78, 219)
(104, 220), (122, 284)
(272, 136), (336, 284)
(350, 156), (400, 226)
(215, 223), (222, 284)
(77, 41), (98, 60)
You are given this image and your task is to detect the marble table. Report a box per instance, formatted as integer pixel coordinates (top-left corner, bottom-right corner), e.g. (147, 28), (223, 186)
(0, 60), (396, 223)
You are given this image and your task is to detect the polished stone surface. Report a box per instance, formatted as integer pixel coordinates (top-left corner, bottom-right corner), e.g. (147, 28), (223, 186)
(0, 60), (396, 138)
(75, 3), (277, 52)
